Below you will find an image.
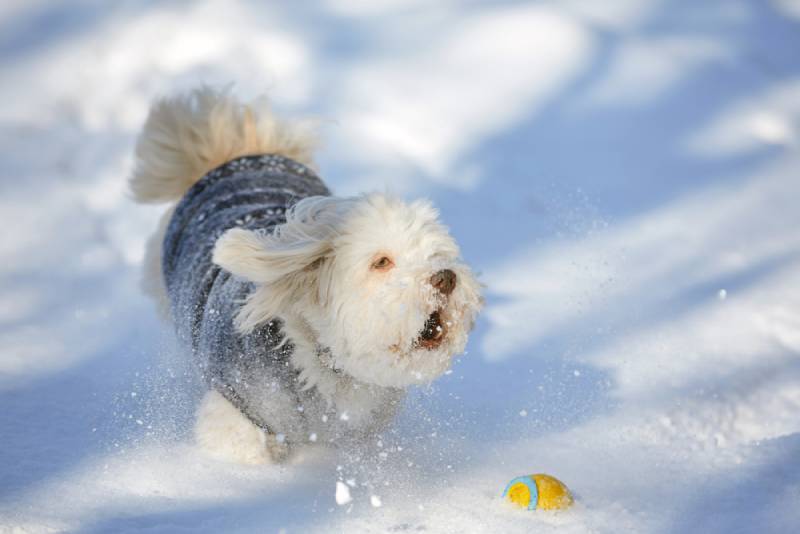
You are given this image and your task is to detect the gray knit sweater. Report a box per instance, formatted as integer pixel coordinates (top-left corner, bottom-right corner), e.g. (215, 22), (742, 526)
(163, 155), (333, 438)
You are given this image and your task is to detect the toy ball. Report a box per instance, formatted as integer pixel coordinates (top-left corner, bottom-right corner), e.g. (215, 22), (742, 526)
(502, 474), (574, 511)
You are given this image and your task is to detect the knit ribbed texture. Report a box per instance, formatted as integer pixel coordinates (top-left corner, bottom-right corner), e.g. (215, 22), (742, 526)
(163, 154), (330, 436)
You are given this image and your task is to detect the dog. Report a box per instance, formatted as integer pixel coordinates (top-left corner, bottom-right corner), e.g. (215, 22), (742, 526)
(130, 87), (482, 464)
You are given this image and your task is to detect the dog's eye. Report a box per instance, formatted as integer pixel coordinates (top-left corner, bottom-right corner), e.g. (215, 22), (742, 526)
(371, 256), (394, 271)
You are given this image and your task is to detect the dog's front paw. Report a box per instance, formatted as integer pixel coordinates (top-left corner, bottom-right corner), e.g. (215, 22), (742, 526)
(194, 389), (284, 465)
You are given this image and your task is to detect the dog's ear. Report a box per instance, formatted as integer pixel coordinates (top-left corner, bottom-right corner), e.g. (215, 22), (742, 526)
(213, 195), (349, 283)
(212, 196), (351, 332)
(212, 227), (330, 284)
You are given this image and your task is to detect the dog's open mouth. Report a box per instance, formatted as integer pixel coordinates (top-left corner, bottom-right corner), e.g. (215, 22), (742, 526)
(416, 310), (446, 350)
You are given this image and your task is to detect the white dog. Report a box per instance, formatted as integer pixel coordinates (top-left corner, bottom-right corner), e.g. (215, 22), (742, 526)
(131, 87), (482, 464)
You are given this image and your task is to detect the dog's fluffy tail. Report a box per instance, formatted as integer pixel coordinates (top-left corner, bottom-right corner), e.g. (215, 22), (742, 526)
(129, 86), (318, 204)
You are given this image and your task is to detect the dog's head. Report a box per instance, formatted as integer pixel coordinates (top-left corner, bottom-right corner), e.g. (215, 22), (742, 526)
(213, 194), (482, 387)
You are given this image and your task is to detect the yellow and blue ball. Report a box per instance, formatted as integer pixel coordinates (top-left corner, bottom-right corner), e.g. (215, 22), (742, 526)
(502, 474), (574, 511)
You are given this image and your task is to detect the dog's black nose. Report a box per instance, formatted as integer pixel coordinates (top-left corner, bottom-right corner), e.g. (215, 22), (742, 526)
(430, 269), (457, 295)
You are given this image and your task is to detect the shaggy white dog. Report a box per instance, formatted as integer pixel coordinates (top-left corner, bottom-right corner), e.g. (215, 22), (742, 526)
(131, 87), (482, 464)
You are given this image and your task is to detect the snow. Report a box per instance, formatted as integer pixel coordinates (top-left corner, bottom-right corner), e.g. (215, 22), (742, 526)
(336, 481), (353, 506)
(1, 0), (800, 533)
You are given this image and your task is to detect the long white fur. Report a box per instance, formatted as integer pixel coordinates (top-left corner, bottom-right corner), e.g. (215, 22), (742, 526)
(140, 206), (174, 319)
(195, 390), (288, 464)
(133, 87), (483, 464)
(130, 86), (317, 204)
(214, 194), (483, 390)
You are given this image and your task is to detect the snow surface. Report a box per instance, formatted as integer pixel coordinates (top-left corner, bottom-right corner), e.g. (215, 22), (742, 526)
(1, 0), (800, 532)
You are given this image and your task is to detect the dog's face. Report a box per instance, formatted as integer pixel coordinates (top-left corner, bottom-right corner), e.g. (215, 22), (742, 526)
(213, 194), (482, 388)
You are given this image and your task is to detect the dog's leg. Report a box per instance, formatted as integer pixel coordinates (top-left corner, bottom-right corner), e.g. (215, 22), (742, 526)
(141, 206), (174, 319)
(194, 390), (288, 464)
